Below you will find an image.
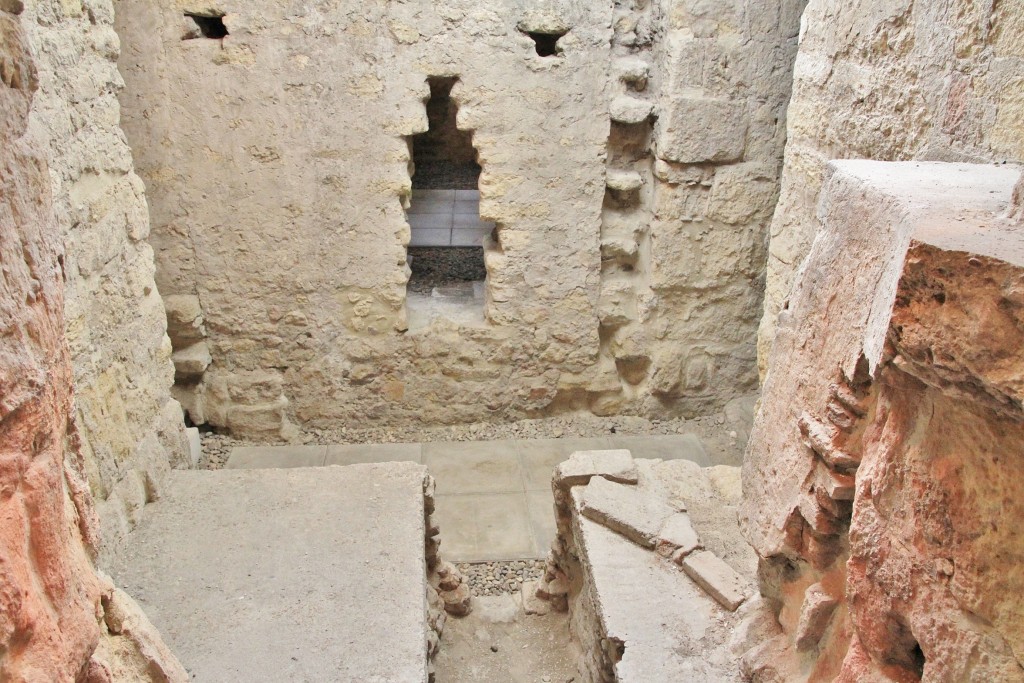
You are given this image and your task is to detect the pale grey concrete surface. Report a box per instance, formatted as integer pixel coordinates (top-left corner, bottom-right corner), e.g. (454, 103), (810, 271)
(109, 465), (429, 683)
(226, 444), (327, 468)
(327, 442), (423, 465)
(224, 434), (715, 562)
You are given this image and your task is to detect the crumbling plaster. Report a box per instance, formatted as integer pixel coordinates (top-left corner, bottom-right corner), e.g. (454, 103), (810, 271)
(115, 0), (805, 438)
(758, 0), (1024, 372)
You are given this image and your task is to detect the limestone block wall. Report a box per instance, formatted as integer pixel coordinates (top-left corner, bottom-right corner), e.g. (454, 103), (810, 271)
(20, 0), (189, 559)
(739, 161), (1024, 681)
(0, 6), (185, 677)
(758, 0), (1024, 371)
(113, 0), (803, 436)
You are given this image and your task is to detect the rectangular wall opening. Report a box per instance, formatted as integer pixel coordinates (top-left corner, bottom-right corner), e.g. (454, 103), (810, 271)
(406, 76), (492, 329)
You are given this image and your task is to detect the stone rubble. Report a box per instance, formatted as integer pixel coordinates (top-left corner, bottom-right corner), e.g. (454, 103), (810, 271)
(539, 449), (756, 680)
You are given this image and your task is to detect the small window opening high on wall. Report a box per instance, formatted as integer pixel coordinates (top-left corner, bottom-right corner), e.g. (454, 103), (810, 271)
(524, 30), (567, 57)
(406, 77), (492, 328)
(183, 11), (228, 40)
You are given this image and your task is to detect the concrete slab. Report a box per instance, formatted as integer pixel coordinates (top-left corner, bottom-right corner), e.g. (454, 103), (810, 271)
(226, 445), (327, 469)
(109, 465), (430, 682)
(326, 442), (423, 466)
(607, 434), (710, 465)
(517, 436), (614, 490)
(422, 440), (523, 495)
(432, 493), (537, 561)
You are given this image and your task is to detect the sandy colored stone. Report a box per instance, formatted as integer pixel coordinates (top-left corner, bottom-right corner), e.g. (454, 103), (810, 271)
(680, 551), (749, 612)
(577, 477), (675, 549)
(741, 161), (1024, 680)
(610, 95), (654, 124)
(657, 512), (701, 559)
(114, 0), (803, 435)
(553, 449), (639, 489)
(758, 0), (1024, 373)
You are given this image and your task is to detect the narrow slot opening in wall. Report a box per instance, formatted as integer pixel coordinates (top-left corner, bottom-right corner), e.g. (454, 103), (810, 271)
(405, 76), (491, 329)
(523, 30), (567, 57)
(183, 11), (228, 40)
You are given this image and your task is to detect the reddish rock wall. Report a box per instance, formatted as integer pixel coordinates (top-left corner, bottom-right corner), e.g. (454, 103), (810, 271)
(1, 4), (185, 679)
(739, 160), (1024, 681)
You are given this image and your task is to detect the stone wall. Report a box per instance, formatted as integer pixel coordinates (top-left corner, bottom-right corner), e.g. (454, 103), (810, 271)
(1, 5), (185, 677)
(20, 0), (190, 560)
(114, 0), (803, 437)
(738, 160), (1024, 681)
(758, 0), (1024, 371)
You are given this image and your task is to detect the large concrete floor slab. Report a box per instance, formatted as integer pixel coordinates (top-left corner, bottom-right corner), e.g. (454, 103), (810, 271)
(108, 465), (430, 683)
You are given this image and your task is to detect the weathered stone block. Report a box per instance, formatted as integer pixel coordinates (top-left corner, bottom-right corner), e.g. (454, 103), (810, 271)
(610, 95), (654, 124)
(680, 550), (749, 611)
(578, 477), (675, 549)
(654, 95), (746, 163)
(657, 512), (701, 559)
(171, 341), (211, 380)
(794, 583), (839, 651)
(554, 449), (639, 488)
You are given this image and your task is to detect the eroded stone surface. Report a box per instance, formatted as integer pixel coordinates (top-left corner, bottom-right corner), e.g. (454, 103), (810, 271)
(759, 0), (1024, 371)
(741, 161), (1024, 681)
(113, 0), (804, 435)
(20, 0), (188, 561)
(0, 10), (184, 678)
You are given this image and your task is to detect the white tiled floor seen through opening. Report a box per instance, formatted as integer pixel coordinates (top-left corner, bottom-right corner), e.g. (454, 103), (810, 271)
(408, 189), (495, 247)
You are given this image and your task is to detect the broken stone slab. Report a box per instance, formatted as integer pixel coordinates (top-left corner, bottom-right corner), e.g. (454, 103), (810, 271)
(577, 476), (675, 549)
(610, 95), (654, 124)
(794, 583), (839, 651)
(553, 449), (638, 489)
(606, 169), (644, 193)
(680, 550), (750, 611)
(656, 512), (701, 559)
(654, 95), (746, 164)
(520, 580), (553, 616)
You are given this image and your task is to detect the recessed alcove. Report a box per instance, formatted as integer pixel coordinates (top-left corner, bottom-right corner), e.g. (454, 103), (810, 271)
(183, 11), (228, 39)
(405, 77), (492, 329)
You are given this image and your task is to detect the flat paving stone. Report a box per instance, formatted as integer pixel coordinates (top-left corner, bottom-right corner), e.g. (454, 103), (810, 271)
(607, 434), (710, 466)
(432, 492), (536, 562)
(226, 445), (327, 469)
(517, 436), (614, 490)
(109, 465), (430, 682)
(422, 440), (523, 495)
(326, 442), (422, 466)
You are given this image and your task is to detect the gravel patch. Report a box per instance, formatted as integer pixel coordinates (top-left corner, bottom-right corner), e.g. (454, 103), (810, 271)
(408, 247), (486, 294)
(457, 560), (546, 596)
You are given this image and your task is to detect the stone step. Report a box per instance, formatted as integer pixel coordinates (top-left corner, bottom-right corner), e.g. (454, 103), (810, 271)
(108, 465), (432, 682)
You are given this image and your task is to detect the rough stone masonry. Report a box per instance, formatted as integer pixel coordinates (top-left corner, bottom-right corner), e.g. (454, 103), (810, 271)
(114, 0), (805, 438)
